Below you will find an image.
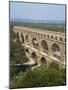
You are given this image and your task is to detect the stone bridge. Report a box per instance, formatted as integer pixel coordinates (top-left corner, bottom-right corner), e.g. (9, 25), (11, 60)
(13, 26), (66, 68)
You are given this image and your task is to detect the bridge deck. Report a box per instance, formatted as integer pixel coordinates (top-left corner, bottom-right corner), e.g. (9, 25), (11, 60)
(14, 26), (65, 35)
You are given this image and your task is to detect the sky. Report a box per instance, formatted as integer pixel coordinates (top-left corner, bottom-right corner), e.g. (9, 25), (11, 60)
(10, 2), (65, 21)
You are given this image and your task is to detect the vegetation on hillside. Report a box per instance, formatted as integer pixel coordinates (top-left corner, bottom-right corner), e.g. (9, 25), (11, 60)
(10, 24), (28, 80)
(10, 24), (28, 65)
(12, 21), (65, 33)
(10, 63), (66, 89)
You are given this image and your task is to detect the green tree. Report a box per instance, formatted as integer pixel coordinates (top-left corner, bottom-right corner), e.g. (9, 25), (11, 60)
(10, 23), (29, 81)
(10, 65), (65, 89)
(10, 24), (28, 64)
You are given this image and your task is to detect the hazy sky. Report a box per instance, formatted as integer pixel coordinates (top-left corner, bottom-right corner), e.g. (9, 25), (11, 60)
(10, 2), (65, 21)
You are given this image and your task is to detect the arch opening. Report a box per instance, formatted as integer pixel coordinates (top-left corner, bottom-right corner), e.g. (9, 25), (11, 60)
(51, 43), (61, 60)
(51, 43), (60, 52)
(32, 38), (38, 48)
(31, 52), (37, 63)
(55, 37), (57, 40)
(41, 40), (48, 53)
(51, 35), (53, 39)
(26, 48), (29, 53)
(17, 32), (19, 38)
(60, 37), (62, 41)
(40, 57), (47, 65)
(26, 35), (29, 42)
(21, 33), (24, 43)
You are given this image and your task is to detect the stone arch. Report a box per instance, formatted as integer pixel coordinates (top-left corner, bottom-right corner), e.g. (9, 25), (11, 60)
(38, 33), (39, 36)
(44, 34), (46, 37)
(60, 37), (62, 41)
(51, 35), (53, 39)
(25, 48), (30, 58)
(41, 40), (48, 52)
(17, 32), (19, 38)
(25, 35), (29, 42)
(40, 57), (47, 65)
(55, 36), (57, 40)
(21, 33), (24, 43)
(51, 43), (61, 60)
(41, 33), (42, 36)
(47, 35), (49, 38)
(31, 52), (37, 63)
(32, 37), (38, 48)
(51, 43), (60, 52)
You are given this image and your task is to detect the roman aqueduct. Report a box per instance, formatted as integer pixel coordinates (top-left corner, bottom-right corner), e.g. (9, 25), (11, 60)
(13, 26), (66, 68)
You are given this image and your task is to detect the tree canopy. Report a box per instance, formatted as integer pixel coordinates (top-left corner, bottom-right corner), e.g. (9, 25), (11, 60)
(10, 65), (66, 89)
(10, 25), (28, 65)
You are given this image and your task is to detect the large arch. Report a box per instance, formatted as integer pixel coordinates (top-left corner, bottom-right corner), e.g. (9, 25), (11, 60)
(32, 38), (38, 48)
(31, 52), (37, 63)
(51, 43), (60, 52)
(41, 40), (48, 53)
(40, 57), (47, 65)
(21, 33), (24, 43)
(51, 43), (61, 60)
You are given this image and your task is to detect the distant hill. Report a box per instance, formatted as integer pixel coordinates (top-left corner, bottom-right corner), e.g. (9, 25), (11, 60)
(11, 18), (65, 24)
(10, 20), (65, 33)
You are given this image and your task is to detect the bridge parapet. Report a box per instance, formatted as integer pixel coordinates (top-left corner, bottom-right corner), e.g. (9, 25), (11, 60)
(14, 26), (65, 43)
